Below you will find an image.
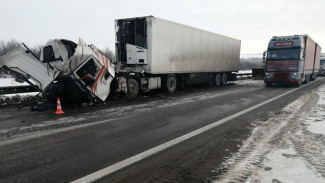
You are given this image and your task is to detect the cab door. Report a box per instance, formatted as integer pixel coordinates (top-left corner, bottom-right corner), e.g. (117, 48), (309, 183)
(74, 56), (114, 101)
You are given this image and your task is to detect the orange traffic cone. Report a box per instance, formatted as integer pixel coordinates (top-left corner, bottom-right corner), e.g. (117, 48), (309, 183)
(55, 98), (65, 114)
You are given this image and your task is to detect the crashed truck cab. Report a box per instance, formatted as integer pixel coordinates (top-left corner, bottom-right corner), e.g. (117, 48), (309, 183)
(40, 38), (116, 101)
(0, 38), (116, 102)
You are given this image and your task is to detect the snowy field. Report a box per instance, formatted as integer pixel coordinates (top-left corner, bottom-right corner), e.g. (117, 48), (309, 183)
(213, 83), (325, 182)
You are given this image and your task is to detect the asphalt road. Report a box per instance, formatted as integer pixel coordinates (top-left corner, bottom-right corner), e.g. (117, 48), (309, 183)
(0, 78), (324, 183)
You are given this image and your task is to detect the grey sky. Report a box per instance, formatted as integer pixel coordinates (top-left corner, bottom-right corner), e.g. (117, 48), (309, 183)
(1, 0), (324, 54)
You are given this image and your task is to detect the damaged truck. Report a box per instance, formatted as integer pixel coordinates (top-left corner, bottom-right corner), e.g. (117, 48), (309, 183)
(0, 16), (241, 104)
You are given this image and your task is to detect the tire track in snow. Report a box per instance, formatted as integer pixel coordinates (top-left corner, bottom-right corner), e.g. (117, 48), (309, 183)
(211, 94), (309, 183)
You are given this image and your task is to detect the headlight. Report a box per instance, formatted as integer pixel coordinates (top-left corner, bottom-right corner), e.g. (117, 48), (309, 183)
(265, 72), (273, 79)
(290, 72), (299, 79)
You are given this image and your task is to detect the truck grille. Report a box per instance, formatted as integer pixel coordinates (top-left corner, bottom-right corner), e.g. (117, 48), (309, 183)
(274, 72), (289, 82)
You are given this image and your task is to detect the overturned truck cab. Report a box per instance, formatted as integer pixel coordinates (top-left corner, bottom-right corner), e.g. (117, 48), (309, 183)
(0, 38), (116, 103)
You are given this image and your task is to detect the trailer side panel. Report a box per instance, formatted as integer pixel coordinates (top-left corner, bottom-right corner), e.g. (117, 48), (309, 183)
(149, 17), (240, 74)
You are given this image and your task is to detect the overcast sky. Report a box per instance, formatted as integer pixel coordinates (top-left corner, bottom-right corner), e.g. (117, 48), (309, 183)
(1, 0), (324, 54)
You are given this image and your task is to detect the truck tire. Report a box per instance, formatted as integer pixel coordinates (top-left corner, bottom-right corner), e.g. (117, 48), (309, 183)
(305, 75), (310, 84)
(166, 75), (177, 93)
(311, 74), (315, 81)
(266, 83), (272, 87)
(296, 77), (302, 87)
(221, 73), (228, 85)
(126, 78), (139, 99)
(208, 75), (215, 87)
(215, 74), (221, 86)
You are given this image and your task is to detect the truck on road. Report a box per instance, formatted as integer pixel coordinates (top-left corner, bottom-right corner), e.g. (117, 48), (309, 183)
(0, 16), (241, 104)
(318, 53), (325, 76)
(115, 16), (240, 97)
(264, 35), (321, 87)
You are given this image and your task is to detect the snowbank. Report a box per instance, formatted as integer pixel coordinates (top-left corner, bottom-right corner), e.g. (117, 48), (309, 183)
(213, 83), (325, 183)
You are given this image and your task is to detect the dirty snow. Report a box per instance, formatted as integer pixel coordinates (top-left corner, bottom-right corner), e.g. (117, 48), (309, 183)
(307, 121), (325, 136)
(213, 82), (325, 183)
(250, 147), (325, 183)
(0, 78), (29, 87)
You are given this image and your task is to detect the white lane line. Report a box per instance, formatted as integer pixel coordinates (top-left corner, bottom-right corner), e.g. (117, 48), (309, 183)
(71, 83), (309, 183)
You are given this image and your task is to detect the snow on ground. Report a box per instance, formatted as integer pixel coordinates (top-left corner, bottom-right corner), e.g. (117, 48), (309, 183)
(213, 83), (325, 183)
(0, 78), (39, 105)
(252, 147), (325, 183)
(0, 78), (28, 87)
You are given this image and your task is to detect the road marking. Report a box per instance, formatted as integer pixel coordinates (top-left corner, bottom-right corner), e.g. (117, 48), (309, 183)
(71, 81), (315, 183)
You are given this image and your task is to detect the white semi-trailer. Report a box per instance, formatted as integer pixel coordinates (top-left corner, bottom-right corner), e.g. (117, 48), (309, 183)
(115, 16), (241, 98)
(0, 16), (241, 103)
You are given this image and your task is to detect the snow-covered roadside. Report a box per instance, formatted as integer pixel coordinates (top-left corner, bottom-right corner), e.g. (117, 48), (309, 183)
(0, 78), (40, 105)
(0, 78), (28, 87)
(212, 83), (325, 183)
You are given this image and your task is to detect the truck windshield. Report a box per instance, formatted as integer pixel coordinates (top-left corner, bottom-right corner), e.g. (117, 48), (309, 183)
(267, 49), (300, 61)
(320, 60), (325, 65)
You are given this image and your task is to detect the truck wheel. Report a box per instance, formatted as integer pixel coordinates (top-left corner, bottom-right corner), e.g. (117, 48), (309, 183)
(166, 75), (177, 93)
(126, 78), (139, 99)
(208, 75), (215, 87)
(266, 83), (272, 87)
(296, 77), (302, 87)
(311, 74), (315, 81)
(221, 73), (228, 85)
(215, 74), (221, 86)
(306, 75), (310, 84)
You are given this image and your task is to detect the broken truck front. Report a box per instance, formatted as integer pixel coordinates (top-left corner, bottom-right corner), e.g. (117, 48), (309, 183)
(0, 38), (116, 103)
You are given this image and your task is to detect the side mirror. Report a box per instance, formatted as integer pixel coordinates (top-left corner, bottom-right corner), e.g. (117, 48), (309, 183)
(263, 51), (267, 62)
(302, 50), (306, 58)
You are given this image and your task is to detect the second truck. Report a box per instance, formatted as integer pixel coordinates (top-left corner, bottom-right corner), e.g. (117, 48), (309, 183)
(264, 34), (321, 87)
(0, 16), (241, 103)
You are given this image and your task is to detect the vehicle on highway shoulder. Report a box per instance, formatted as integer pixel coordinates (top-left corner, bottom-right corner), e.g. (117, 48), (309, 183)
(263, 35), (321, 87)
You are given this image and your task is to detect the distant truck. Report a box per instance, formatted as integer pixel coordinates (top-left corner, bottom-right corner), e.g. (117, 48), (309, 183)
(318, 53), (325, 76)
(0, 16), (241, 103)
(264, 35), (321, 87)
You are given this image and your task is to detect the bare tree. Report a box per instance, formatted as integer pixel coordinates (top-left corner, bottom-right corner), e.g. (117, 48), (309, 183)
(102, 47), (115, 62)
(0, 39), (22, 56)
(30, 44), (43, 58)
(240, 58), (263, 70)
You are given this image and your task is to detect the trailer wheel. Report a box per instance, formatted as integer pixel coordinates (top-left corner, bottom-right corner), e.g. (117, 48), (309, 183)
(305, 75), (310, 84)
(215, 74), (221, 86)
(221, 73), (228, 85)
(126, 78), (139, 99)
(208, 75), (215, 87)
(166, 75), (177, 93)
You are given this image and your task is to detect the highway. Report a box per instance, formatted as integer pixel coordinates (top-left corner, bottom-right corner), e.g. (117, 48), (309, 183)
(0, 78), (324, 183)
